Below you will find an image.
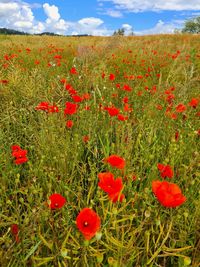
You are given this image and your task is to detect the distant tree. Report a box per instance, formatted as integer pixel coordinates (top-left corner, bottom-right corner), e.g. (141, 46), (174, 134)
(36, 32), (60, 36)
(129, 31), (135, 36)
(113, 28), (125, 36)
(0, 28), (29, 35)
(182, 16), (200, 34)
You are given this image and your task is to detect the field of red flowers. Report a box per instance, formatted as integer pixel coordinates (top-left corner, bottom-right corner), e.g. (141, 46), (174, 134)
(0, 34), (200, 266)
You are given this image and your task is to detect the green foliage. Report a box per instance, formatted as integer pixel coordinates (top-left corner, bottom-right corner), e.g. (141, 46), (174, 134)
(182, 16), (200, 33)
(0, 27), (30, 35)
(113, 28), (125, 36)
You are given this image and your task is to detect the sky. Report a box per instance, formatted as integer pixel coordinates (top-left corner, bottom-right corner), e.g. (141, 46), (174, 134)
(0, 0), (200, 35)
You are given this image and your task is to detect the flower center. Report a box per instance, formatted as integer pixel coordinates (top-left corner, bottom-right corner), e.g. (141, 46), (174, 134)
(84, 221), (89, 227)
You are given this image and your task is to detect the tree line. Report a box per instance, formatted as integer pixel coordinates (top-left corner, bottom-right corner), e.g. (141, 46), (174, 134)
(1, 16), (200, 37)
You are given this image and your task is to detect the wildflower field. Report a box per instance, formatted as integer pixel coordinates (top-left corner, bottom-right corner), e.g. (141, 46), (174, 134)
(0, 34), (200, 267)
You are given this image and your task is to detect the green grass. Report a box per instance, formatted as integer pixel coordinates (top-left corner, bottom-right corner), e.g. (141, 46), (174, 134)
(0, 34), (200, 267)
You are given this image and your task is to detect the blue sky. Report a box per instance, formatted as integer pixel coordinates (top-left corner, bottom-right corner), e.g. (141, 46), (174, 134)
(0, 0), (200, 35)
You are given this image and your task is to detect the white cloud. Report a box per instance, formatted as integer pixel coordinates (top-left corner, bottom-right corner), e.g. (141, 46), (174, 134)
(99, 0), (200, 12)
(0, 2), (18, 16)
(0, 2), (34, 21)
(54, 19), (69, 31)
(122, 23), (132, 31)
(13, 21), (33, 29)
(135, 20), (184, 35)
(78, 17), (104, 28)
(105, 9), (123, 17)
(71, 31), (79, 36)
(0, 1), (187, 36)
(98, 2), (104, 7)
(0, 0), (107, 35)
(121, 23), (133, 35)
(71, 17), (107, 35)
(32, 22), (45, 34)
(0, 1), (34, 31)
(43, 3), (60, 22)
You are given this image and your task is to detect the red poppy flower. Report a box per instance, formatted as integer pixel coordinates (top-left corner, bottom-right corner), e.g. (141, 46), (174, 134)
(64, 102), (78, 115)
(176, 103), (186, 113)
(68, 88), (77, 95)
(111, 93), (118, 98)
(76, 208), (101, 240)
(84, 105), (90, 110)
(48, 105), (59, 113)
(105, 106), (120, 117)
(12, 149), (27, 159)
(108, 192), (125, 203)
(83, 135), (89, 143)
(65, 83), (73, 91)
(123, 97), (129, 104)
(175, 131), (179, 141)
(109, 73), (115, 81)
(166, 94), (175, 104)
(104, 155), (125, 169)
(11, 145), (28, 165)
(11, 224), (20, 243)
(98, 172), (125, 203)
(54, 54), (62, 59)
(156, 104), (163, 110)
(170, 112), (177, 120)
(60, 78), (67, 84)
(117, 114), (128, 121)
(15, 157), (28, 165)
(98, 172), (119, 194)
(152, 180), (186, 208)
(0, 79), (9, 84)
(82, 93), (91, 100)
(116, 83), (120, 88)
(11, 224), (19, 236)
(157, 163), (173, 179)
(72, 95), (83, 103)
(188, 98), (199, 108)
(123, 84), (132, 91)
(70, 67), (77, 74)
(196, 112), (200, 117)
(11, 145), (21, 152)
(49, 193), (66, 209)
(66, 120), (73, 128)
(35, 102), (49, 112)
(123, 104), (133, 112)
(26, 48), (31, 53)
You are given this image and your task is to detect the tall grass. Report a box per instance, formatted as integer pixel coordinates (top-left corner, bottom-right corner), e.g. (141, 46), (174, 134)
(0, 34), (200, 266)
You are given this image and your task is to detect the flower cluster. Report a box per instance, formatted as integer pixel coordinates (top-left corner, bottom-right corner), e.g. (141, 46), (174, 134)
(64, 102), (78, 115)
(11, 145), (28, 165)
(48, 193), (100, 240)
(152, 163), (186, 208)
(157, 163), (173, 178)
(35, 102), (59, 113)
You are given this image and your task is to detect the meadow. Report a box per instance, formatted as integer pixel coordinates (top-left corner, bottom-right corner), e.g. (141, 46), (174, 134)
(0, 34), (200, 267)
